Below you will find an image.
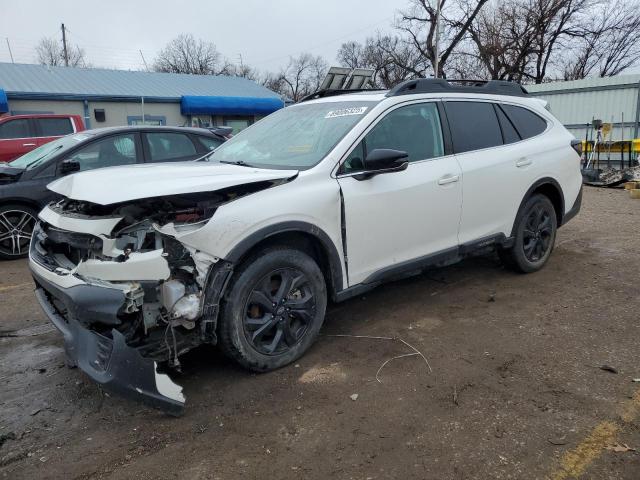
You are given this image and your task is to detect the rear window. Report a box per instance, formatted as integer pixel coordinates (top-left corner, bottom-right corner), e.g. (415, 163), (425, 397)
(445, 101), (503, 153)
(37, 118), (74, 137)
(500, 104), (547, 139)
(196, 135), (223, 151)
(0, 119), (30, 139)
(146, 132), (197, 161)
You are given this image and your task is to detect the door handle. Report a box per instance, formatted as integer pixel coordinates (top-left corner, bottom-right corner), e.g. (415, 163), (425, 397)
(437, 174), (460, 185)
(22, 143), (36, 147)
(516, 158), (532, 168)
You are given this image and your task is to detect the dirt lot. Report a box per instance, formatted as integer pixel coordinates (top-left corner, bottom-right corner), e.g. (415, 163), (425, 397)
(0, 186), (639, 480)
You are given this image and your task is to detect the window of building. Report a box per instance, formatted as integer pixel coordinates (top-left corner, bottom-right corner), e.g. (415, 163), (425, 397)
(0, 119), (31, 139)
(445, 101), (503, 153)
(36, 118), (74, 137)
(145, 132), (197, 162)
(127, 116), (166, 126)
(223, 116), (254, 134)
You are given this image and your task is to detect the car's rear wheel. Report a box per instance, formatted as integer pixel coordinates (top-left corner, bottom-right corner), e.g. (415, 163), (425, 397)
(498, 194), (557, 273)
(218, 247), (327, 372)
(0, 204), (38, 260)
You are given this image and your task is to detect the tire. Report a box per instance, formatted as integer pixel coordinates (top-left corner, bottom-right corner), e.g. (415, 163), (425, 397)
(498, 194), (557, 273)
(218, 247), (327, 372)
(0, 204), (38, 260)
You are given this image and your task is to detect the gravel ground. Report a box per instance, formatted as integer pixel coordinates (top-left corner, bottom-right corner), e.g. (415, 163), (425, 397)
(0, 186), (638, 480)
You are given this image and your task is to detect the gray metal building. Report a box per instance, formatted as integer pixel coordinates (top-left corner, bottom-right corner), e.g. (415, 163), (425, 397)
(0, 62), (284, 133)
(527, 75), (640, 143)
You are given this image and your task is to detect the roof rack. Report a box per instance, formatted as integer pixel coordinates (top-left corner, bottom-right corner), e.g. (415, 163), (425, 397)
(386, 78), (529, 98)
(299, 88), (385, 103)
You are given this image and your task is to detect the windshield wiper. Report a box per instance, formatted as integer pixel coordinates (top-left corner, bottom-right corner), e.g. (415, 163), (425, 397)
(219, 160), (255, 167)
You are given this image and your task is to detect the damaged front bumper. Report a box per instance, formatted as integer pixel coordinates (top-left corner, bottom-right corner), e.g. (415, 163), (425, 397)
(31, 259), (187, 415)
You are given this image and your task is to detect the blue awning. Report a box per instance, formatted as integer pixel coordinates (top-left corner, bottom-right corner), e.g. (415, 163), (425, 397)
(0, 89), (8, 113)
(181, 95), (283, 116)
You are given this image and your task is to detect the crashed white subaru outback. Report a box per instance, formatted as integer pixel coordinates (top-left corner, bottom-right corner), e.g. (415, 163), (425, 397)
(29, 79), (582, 414)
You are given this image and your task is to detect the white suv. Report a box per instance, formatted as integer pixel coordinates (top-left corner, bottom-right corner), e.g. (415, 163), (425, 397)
(29, 79), (582, 414)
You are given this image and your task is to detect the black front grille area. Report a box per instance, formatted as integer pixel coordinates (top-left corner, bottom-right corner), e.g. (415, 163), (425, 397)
(32, 222), (103, 268)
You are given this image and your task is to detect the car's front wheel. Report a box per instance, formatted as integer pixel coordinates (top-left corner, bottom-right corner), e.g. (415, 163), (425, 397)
(499, 193), (557, 273)
(0, 204), (38, 260)
(218, 247), (327, 372)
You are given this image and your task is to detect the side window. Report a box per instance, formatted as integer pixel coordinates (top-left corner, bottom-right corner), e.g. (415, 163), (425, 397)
(445, 101), (503, 153)
(196, 135), (223, 152)
(501, 104), (547, 139)
(341, 103), (444, 174)
(145, 132), (197, 162)
(0, 119), (31, 139)
(67, 134), (138, 171)
(495, 105), (521, 144)
(37, 118), (74, 137)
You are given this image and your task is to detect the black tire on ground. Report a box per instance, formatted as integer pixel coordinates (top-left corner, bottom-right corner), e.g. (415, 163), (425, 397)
(217, 247), (327, 372)
(0, 204), (38, 260)
(498, 193), (557, 273)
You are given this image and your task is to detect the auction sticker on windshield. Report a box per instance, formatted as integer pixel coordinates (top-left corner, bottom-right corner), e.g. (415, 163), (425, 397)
(325, 107), (368, 119)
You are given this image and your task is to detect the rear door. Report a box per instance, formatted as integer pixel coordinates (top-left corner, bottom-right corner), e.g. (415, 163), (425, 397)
(446, 100), (547, 244)
(337, 101), (463, 286)
(0, 118), (36, 162)
(33, 117), (75, 147)
(142, 131), (202, 163)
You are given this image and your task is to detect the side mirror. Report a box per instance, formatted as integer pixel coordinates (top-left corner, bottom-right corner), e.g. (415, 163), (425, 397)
(354, 149), (409, 180)
(59, 159), (80, 175)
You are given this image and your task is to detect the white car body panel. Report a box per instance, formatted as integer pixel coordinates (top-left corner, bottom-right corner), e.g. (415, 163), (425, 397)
(47, 161), (298, 205)
(39, 204), (122, 236)
(338, 156), (462, 285)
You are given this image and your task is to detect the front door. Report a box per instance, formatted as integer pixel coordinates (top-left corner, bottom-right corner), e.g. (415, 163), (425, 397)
(337, 101), (463, 286)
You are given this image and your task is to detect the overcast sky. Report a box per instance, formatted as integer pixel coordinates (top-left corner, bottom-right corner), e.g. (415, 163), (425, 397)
(0, 0), (406, 72)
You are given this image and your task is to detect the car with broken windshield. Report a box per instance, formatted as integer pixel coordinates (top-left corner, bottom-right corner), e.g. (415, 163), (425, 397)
(29, 79), (583, 414)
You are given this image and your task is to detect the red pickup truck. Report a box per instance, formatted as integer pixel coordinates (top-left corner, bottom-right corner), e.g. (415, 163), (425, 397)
(0, 114), (85, 162)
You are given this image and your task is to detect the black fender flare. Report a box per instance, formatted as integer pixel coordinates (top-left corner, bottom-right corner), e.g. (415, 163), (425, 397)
(509, 177), (565, 237)
(225, 221), (345, 294)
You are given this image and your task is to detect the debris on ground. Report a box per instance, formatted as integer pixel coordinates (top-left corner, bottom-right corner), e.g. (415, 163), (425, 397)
(547, 436), (568, 446)
(606, 443), (636, 453)
(349, 394), (359, 401)
(632, 378), (640, 383)
(0, 431), (16, 448)
(599, 365), (618, 374)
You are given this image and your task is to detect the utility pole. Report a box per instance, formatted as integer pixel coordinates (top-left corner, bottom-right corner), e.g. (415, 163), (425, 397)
(61, 23), (69, 67)
(433, 0), (441, 78)
(5, 38), (14, 63)
(139, 50), (149, 71)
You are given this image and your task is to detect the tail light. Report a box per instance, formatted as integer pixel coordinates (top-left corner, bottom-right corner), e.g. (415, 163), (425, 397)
(571, 139), (582, 156)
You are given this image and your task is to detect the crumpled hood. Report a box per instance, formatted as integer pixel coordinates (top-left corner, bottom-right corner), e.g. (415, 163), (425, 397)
(47, 161), (298, 205)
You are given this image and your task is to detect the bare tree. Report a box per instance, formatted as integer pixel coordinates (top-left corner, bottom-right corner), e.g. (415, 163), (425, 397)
(338, 34), (426, 88)
(396, 0), (490, 78)
(153, 34), (232, 75)
(563, 0), (640, 79)
(264, 53), (327, 101)
(36, 36), (86, 67)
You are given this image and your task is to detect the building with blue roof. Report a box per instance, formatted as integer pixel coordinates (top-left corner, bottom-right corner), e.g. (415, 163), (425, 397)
(0, 62), (284, 132)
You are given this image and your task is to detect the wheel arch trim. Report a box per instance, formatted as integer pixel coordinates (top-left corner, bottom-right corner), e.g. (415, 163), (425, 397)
(224, 221), (345, 295)
(510, 177), (565, 236)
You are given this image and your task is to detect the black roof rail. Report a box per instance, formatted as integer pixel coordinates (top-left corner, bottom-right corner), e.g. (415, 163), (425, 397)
(299, 88), (385, 103)
(386, 78), (529, 98)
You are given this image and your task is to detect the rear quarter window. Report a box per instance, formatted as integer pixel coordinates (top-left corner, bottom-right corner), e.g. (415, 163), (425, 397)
(500, 104), (547, 139)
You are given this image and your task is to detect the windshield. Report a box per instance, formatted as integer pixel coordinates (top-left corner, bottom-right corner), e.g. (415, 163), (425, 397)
(209, 101), (377, 169)
(8, 133), (91, 171)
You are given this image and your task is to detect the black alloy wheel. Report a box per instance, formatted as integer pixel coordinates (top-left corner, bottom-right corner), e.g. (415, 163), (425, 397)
(522, 203), (554, 262)
(243, 268), (315, 355)
(218, 248), (327, 372)
(0, 206), (37, 260)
